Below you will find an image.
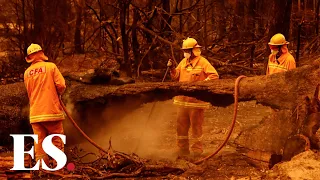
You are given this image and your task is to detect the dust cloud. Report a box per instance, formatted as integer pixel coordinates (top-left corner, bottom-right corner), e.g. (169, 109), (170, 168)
(62, 98), (273, 163)
(63, 99), (179, 161)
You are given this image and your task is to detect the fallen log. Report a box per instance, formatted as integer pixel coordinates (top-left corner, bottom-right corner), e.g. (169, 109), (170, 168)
(3, 60), (320, 111)
(65, 61), (320, 110)
(1, 61), (320, 165)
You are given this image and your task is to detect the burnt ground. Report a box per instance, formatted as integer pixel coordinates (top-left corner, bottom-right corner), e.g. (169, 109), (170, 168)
(64, 100), (272, 179)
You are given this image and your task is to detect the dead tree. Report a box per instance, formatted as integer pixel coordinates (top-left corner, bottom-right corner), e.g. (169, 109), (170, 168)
(268, 0), (293, 39)
(132, 7), (140, 77)
(74, 0), (84, 54)
(119, 0), (131, 77)
(33, 0), (44, 44)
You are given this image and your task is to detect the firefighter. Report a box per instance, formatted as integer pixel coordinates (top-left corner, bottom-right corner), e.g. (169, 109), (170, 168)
(266, 33), (296, 75)
(24, 43), (66, 169)
(167, 37), (219, 157)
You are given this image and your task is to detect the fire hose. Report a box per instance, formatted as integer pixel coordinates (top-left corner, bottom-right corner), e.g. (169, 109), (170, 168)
(194, 75), (246, 164)
(59, 98), (110, 155)
(59, 74), (246, 164)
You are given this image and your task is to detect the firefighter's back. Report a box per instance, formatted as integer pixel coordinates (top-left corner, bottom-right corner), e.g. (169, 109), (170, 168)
(24, 61), (64, 123)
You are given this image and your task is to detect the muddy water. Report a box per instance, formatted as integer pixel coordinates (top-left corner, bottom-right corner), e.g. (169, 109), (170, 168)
(71, 100), (272, 163)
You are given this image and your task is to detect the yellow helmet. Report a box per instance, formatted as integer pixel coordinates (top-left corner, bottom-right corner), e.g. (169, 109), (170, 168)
(268, 33), (289, 46)
(27, 43), (43, 56)
(182, 37), (202, 50)
(25, 43), (48, 63)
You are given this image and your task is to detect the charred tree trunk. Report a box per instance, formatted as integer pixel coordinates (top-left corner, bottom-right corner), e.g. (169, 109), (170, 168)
(195, 2), (201, 41)
(284, 0), (293, 39)
(255, 0), (265, 38)
(203, 0), (207, 52)
(229, 1), (245, 58)
(144, 0), (155, 44)
(161, 0), (171, 34)
(179, 0), (183, 33)
(316, 0), (320, 35)
(305, 0), (308, 17)
(237, 1), (245, 39)
(248, 0), (256, 68)
(132, 8), (140, 77)
(22, 0), (28, 54)
(269, 0), (293, 39)
(187, 0), (193, 31)
(299, 0), (301, 12)
(33, 0), (44, 45)
(214, 0), (226, 41)
(229, 1), (243, 42)
(74, 1), (83, 54)
(119, 1), (131, 77)
(296, 23), (302, 67)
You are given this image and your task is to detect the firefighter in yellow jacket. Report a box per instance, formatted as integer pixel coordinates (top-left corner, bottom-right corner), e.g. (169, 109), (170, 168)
(266, 33), (296, 75)
(24, 43), (66, 167)
(167, 38), (219, 157)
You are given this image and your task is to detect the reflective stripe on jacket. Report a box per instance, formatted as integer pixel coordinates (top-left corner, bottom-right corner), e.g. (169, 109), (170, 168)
(24, 61), (66, 123)
(173, 96), (210, 109)
(266, 46), (296, 75)
(170, 56), (219, 109)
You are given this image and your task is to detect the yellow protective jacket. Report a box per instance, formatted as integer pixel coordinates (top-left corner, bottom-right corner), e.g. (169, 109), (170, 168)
(24, 61), (66, 123)
(170, 56), (219, 109)
(266, 46), (296, 75)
